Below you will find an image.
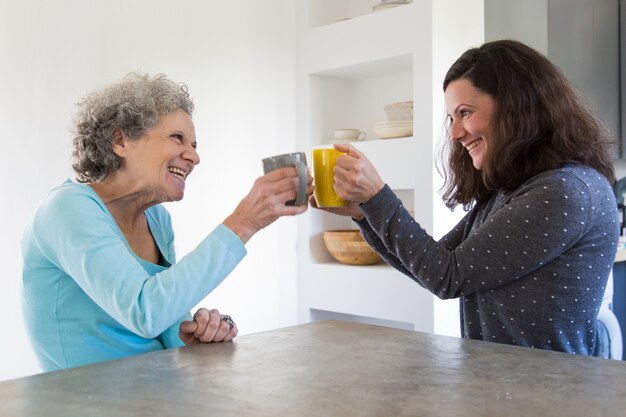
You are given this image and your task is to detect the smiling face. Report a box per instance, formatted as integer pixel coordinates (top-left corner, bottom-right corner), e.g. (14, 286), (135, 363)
(444, 79), (496, 170)
(118, 108), (200, 204)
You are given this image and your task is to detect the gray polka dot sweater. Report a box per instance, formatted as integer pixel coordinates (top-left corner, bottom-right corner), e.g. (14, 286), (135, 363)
(356, 164), (619, 354)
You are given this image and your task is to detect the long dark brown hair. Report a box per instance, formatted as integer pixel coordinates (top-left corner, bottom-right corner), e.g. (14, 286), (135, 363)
(440, 40), (615, 209)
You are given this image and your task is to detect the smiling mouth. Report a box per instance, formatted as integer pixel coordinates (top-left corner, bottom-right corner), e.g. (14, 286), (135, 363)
(465, 138), (482, 152)
(168, 166), (187, 181)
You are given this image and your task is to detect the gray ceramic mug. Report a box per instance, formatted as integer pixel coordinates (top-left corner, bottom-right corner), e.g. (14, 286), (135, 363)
(262, 152), (308, 206)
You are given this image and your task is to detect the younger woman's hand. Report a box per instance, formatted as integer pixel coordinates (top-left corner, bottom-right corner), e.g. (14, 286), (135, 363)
(333, 144), (385, 204)
(309, 195), (364, 221)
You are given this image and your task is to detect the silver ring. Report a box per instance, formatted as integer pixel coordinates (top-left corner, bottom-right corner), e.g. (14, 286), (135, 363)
(221, 314), (235, 330)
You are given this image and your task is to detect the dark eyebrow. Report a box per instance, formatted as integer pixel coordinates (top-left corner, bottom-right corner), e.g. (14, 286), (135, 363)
(446, 105), (464, 118)
(454, 104), (471, 113)
(454, 104), (478, 114)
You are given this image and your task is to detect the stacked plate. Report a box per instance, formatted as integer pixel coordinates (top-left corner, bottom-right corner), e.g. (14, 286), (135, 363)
(373, 120), (413, 139)
(372, 0), (412, 12)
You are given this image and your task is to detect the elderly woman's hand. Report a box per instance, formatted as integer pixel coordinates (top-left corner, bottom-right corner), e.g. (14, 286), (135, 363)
(223, 166), (313, 243)
(179, 308), (238, 345)
(332, 144), (385, 204)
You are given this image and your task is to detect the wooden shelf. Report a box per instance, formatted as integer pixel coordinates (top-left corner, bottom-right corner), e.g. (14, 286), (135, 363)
(296, 0), (484, 336)
(298, 262), (433, 330)
(306, 3), (421, 74)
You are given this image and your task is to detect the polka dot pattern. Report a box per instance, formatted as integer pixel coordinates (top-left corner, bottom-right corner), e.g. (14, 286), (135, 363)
(357, 164), (619, 355)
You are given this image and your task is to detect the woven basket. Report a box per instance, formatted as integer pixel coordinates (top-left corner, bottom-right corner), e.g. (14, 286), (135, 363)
(322, 230), (383, 265)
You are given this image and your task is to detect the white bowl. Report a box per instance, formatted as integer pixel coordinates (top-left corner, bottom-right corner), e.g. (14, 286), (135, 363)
(373, 120), (412, 127)
(373, 120), (413, 139)
(384, 101), (413, 121)
(372, 1), (412, 12)
(334, 128), (366, 141)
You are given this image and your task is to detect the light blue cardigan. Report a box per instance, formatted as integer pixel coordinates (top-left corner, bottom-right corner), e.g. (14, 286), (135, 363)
(21, 180), (246, 371)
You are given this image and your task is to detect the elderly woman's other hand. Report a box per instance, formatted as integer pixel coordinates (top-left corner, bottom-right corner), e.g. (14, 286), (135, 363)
(223, 166), (313, 243)
(179, 308), (238, 345)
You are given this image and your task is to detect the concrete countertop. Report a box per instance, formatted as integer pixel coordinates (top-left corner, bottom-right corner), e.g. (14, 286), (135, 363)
(1, 320), (625, 416)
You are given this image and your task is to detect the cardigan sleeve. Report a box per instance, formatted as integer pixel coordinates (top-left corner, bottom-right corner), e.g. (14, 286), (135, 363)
(29, 185), (246, 339)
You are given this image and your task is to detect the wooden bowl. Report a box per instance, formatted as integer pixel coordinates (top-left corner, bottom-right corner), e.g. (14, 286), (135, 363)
(322, 230), (383, 265)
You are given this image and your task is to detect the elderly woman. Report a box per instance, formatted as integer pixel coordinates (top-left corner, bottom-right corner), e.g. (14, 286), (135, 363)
(313, 40), (619, 355)
(21, 72), (312, 371)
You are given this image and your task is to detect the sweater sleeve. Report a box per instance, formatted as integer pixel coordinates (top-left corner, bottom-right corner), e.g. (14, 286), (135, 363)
(30, 186), (246, 339)
(355, 216), (414, 277)
(356, 186), (472, 280)
(359, 174), (593, 299)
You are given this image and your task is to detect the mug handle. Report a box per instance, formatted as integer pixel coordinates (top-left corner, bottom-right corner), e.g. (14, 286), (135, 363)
(292, 160), (308, 206)
(358, 131), (367, 141)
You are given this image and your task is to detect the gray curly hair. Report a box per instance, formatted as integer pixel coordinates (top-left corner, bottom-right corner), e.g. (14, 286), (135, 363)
(71, 72), (194, 182)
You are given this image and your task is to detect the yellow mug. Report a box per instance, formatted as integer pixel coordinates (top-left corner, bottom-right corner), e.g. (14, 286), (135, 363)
(312, 148), (348, 208)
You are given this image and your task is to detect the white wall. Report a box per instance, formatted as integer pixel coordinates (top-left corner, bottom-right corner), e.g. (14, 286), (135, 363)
(484, 0), (548, 54)
(0, 0), (297, 380)
(431, 0), (485, 338)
